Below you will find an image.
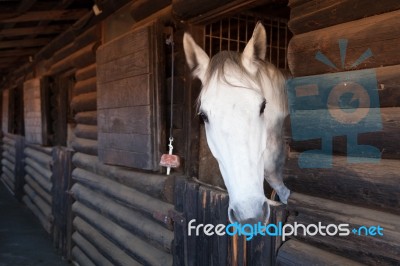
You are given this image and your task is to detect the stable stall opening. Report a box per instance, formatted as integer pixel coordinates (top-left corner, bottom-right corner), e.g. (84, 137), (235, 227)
(197, 3), (292, 189)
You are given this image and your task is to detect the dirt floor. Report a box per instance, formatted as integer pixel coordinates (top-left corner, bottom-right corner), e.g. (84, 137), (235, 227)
(0, 183), (69, 266)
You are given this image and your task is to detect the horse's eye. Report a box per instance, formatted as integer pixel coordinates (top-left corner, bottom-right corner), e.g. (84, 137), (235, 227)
(260, 99), (267, 115)
(199, 112), (209, 123)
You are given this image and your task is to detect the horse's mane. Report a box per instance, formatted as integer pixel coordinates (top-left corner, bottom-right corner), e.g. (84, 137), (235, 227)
(198, 51), (288, 116)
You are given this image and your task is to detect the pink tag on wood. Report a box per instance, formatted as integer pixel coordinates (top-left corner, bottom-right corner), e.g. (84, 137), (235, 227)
(160, 154), (180, 168)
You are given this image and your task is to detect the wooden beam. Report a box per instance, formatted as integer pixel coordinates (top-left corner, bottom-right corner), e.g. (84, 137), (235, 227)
(0, 38), (51, 49)
(0, 25), (68, 38)
(0, 9), (88, 23)
(0, 48), (39, 57)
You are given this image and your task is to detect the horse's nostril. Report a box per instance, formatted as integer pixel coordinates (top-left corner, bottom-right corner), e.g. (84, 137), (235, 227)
(228, 207), (238, 223)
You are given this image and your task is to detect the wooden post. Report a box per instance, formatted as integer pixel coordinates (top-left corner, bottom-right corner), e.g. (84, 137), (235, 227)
(51, 146), (74, 259)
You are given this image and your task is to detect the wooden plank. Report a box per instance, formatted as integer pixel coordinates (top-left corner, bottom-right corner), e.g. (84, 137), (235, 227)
(75, 64), (96, 81)
(98, 148), (151, 170)
(0, 9), (88, 23)
(286, 107), (400, 159)
(277, 239), (363, 265)
(96, 26), (149, 64)
(71, 137), (97, 156)
(71, 167), (174, 225)
(97, 74), (150, 109)
(97, 48), (149, 84)
(0, 38), (51, 49)
(285, 152), (400, 215)
(0, 48), (39, 57)
(288, 10), (400, 76)
(24, 147), (52, 169)
(289, 0), (400, 34)
(286, 193), (400, 265)
(25, 174), (52, 204)
(25, 166), (52, 193)
(98, 106), (151, 134)
(74, 124), (97, 140)
(73, 77), (96, 96)
(72, 204), (173, 265)
(2, 89), (10, 133)
(72, 229), (140, 266)
(74, 111), (97, 125)
(72, 152), (170, 201)
(71, 246), (96, 266)
(22, 195), (52, 234)
(71, 92), (97, 113)
(130, 0), (170, 22)
(71, 183), (174, 251)
(98, 133), (151, 153)
(0, 25), (68, 38)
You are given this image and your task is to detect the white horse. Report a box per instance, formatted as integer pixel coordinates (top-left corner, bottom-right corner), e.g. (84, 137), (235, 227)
(183, 22), (290, 225)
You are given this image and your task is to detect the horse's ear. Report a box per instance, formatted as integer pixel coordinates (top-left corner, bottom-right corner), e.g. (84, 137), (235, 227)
(242, 22), (267, 75)
(183, 33), (210, 83)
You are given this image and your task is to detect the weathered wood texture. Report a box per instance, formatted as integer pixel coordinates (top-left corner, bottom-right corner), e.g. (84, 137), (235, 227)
(288, 10), (400, 76)
(96, 22), (164, 170)
(286, 193), (400, 265)
(174, 179), (287, 266)
(23, 78), (49, 145)
(288, 0), (400, 34)
(23, 144), (53, 233)
(51, 147), (74, 259)
(276, 239), (363, 265)
(286, 107), (400, 159)
(2, 89), (10, 133)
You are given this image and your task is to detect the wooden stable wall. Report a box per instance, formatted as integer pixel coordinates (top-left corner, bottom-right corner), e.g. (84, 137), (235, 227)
(280, 1), (400, 264)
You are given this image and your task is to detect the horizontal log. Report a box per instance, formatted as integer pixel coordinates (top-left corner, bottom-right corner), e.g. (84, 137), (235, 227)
(1, 9), (88, 23)
(72, 232), (114, 266)
(24, 184), (52, 221)
(288, 10), (400, 76)
(25, 143), (53, 155)
(0, 38), (51, 49)
(288, 65), (400, 108)
(3, 132), (18, 140)
(74, 124), (97, 140)
(71, 92), (97, 113)
(72, 203), (172, 265)
(2, 150), (15, 164)
(25, 174), (52, 204)
(71, 137), (98, 156)
(3, 135), (16, 145)
(74, 111), (97, 125)
(2, 166), (15, 183)
(24, 147), (52, 169)
(277, 239), (363, 265)
(72, 167), (174, 227)
(1, 158), (14, 173)
(287, 192), (400, 265)
(286, 107), (400, 159)
(25, 158), (52, 181)
(48, 42), (98, 75)
(71, 246), (96, 266)
(1, 174), (15, 192)
(71, 184), (173, 251)
(285, 152), (400, 214)
(75, 64), (96, 81)
(130, 0), (170, 22)
(73, 221), (141, 266)
(73, 77), (96, 96)
(289, 0), (400, 34)
(22, 195), (52, 234)
(52, 26), (100, 64)
(25, 166), (52, 193)
(72, 152), (172, 202)
(2, 143), (16, 157)
(0, 25), (68, 38)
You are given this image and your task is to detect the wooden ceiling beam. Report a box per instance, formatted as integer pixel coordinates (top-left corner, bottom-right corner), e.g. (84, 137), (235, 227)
(0, 48), (39, 57)
(0, 38), (51, 49)
(0, 25), (69, 38)
(0, 9), (88, 23)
